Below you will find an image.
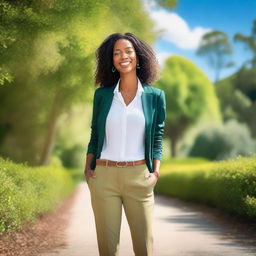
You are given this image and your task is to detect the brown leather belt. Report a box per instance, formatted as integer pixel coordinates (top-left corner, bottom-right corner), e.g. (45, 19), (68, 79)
(96, 159), (146, 167)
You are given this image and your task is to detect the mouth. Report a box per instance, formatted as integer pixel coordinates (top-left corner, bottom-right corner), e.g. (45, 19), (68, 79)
(120, 61), (131, 67)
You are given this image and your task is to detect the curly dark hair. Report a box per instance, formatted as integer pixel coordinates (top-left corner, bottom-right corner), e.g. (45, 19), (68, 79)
(94, 32), (160, 87)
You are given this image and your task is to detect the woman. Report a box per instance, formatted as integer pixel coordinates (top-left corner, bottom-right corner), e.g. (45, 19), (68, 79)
(84, 32), (166, 256)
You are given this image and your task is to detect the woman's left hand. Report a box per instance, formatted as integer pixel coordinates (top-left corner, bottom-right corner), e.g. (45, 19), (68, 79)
(150, 171), (160, 185)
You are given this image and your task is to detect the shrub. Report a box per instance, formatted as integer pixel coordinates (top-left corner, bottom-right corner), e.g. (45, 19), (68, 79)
(155, 155), (256, 220)
(189, 119), (256, 160)
(0, 157), (76, 233)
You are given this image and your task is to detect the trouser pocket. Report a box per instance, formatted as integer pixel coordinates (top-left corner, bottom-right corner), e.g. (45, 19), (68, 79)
(122, 164), (156, 197)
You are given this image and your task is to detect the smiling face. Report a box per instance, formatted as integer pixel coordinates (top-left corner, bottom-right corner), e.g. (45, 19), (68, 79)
(113, 39), (138, 75)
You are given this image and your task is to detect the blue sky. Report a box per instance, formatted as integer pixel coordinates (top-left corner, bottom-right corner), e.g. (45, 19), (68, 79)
(143, 0), (256, 82)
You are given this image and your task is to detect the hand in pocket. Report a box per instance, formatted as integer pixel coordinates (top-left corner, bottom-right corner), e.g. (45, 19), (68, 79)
(84, 169), (96, 182)
(145, 172), (157, 185)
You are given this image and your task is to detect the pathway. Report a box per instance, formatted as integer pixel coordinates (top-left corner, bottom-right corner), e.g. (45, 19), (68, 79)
(42, 182), (256, 256)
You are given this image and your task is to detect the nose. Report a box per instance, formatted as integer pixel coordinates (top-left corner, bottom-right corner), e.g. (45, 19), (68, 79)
(121, 52), (129, 59)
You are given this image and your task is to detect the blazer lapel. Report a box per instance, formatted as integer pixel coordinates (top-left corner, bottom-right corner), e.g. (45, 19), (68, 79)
(141, 84), (154, 142)
(97, 86), (115, 153)
(141, 88), (153, 128)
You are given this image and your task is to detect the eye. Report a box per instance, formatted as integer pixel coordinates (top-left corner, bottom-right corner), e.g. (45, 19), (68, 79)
(113, 50), (134, 56)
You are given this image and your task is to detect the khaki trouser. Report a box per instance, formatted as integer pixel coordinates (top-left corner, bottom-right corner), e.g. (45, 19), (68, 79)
(87, 162), (156, 256)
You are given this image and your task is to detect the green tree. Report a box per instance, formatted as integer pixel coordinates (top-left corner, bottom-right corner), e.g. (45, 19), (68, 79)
(196, 30), (233, 83)
(154, 0), (177, 9)
(234, 19), (256, 67)
(216, 20), (256, 137)
(156, 56), (221, 157)
(0, 0), (160, 165)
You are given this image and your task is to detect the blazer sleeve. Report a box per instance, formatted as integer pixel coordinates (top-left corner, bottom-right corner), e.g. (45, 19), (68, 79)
(86, 88), (101, 155)
(153, 90), (166, 160)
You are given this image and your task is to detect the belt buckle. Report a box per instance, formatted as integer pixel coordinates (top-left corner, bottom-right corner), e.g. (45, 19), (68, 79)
(116, 161), (128, 167)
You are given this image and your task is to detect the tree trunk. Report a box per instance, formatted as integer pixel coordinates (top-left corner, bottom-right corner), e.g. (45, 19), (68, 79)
(171, 136), (178, 158)
(39, 92), (60, 166)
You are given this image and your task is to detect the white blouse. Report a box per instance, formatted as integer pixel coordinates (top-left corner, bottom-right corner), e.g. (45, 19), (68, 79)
(99, 77), (146, 161)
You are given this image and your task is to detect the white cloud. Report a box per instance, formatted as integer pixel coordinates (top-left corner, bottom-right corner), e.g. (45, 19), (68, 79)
(155, 51), (173, 69)
(144, 3), (212, 50)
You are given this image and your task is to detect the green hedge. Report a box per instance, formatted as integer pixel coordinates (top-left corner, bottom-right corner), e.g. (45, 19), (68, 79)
(0, 157), (76, 233)
(155, 155), (256, 220)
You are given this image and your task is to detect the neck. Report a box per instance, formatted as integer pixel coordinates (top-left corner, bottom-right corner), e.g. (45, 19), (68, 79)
(119, 73), (138, 92)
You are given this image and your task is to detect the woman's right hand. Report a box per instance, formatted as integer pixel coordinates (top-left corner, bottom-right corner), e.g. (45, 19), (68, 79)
(84, 169), (96, 182)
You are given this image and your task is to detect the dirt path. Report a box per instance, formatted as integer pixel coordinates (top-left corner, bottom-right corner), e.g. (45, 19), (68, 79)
(42, 182), (256, 256)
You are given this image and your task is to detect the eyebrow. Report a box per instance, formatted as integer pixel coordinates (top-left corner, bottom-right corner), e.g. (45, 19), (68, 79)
(114, 47), (134, 51)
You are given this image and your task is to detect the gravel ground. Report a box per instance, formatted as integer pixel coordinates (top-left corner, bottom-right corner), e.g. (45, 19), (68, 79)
(0, 185), (79, 256)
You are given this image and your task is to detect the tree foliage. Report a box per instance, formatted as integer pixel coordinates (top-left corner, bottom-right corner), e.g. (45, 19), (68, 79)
(189, 119), (256, 160)
(0, 0), (160, 165)
(153, 0), (177, 9)
(196, 30), (233, 82)
(234, 19), (256, 67)
(216, 20), (256, 138)
(156, 55), (221, 157)
(216, 66), (256, 137)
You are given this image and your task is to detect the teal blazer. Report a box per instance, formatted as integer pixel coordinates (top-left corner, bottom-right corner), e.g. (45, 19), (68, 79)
(86, 83), (166, 173)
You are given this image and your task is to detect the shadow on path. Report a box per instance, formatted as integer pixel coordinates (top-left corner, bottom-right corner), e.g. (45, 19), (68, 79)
(154, 195), (256, 256)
